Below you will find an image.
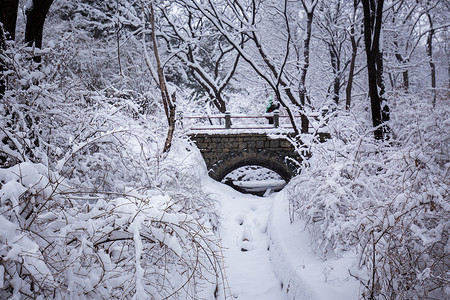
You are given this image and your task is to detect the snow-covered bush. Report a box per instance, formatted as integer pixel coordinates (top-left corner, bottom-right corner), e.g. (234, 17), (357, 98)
(287, 95), (449, 299)
(0, 162), (223, 299)
(1, 32), (223, 299)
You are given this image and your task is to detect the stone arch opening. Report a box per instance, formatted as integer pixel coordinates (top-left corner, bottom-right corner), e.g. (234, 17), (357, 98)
(208, 149), (300, 183)
(222, 165), (287, 196)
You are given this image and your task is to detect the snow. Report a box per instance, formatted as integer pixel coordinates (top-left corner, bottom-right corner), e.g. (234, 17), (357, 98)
(202, 176), (359, 299)
(188, 126), (326, 135)
(204, 180), (284, 300)
(233, 179), (286, 192)
(268, 190), (360, 300)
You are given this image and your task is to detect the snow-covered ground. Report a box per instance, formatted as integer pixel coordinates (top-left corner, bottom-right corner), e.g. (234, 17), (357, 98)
(203, 178), (360, 300)
(204, 181), (284, 299)
(223, 166), (286, 194)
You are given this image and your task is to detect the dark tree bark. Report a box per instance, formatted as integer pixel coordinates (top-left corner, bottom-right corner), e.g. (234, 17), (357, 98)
(0, 0), (19, 40)
(362, 0), (390, 140)
(298, 0), (318, 133)
(393, 42), (410, 91)
(426, 12), (437, 107)
(186, 46), (240, 113)
(0, 25), (6, 99)
(345, 0), (360, 110)
(345, 19), (358, 110)
(25, 0), (54, 62)
(329, 45), (340, 105)
(0, 0), (19, 98)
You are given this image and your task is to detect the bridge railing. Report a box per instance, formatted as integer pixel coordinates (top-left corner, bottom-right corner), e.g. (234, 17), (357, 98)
(182, 109), (329, 132)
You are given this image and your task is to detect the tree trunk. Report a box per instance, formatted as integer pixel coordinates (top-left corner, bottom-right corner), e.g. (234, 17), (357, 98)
(426, 13), (436, 107)
(25, 0), (54, 62)
(346, 0), (359, 110)
(346, 33), (357, 110)
(299, 10), (313, 107)
(149, 4), (176, 153)
(299, 1), (317, 133)
(0, 0), (19, 40)
(0, 25), (6, 99)
(362, 0), (389, 140)
(395, 54), (410, 91)
(0, 0), (19, 98)
(329, 45), (340, 105)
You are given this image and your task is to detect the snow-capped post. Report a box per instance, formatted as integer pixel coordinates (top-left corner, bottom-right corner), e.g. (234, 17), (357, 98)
(273, 110), (279, 128)
(225, 111), (231, 129)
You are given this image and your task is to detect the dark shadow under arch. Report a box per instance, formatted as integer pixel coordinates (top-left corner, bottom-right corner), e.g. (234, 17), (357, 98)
(208, 149), (300, 182)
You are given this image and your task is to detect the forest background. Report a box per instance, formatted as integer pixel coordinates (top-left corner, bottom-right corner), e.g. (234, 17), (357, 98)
(0, 0), (449, 299)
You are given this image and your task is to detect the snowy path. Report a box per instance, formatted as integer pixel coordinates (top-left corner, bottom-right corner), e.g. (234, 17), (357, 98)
(205, 181), (283, 300)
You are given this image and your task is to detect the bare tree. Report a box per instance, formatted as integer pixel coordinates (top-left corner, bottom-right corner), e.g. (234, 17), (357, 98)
(299, 0), (318, 109)
(382, 0), (445, 98)
(346, 0), (362, 110)
(362, 0), (390, 140)
(426, 11), (437, 107)
(158, 3), (241, 113)
(145, 3), (176, 153)
(385, 0), (417, 91)
(315, 0), (351, 107)
(176, 0), (320, 134)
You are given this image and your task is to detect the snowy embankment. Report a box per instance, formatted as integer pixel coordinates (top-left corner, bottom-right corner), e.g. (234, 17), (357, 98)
(268, 190), (360, 300)
(203, 176), (359, 300)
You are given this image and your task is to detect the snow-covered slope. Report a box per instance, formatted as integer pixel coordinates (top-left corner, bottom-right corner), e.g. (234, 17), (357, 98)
(203, 177), (360, 299)
(268, 190), (360, 299)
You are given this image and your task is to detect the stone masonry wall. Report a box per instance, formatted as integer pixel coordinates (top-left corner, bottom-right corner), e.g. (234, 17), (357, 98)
(189, 132), (300, 169)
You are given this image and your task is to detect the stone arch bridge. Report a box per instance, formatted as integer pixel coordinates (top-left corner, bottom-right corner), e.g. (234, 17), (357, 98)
(189, 132), (301, 182)
(186, 112), (330, 183)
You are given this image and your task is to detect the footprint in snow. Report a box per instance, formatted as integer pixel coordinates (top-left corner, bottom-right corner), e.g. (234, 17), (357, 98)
(236, 215), (245, 226)
(240, 227), (254, 252)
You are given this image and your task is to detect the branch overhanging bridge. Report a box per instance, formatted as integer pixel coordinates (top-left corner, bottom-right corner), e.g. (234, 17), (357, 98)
(184, 111), (330, 183)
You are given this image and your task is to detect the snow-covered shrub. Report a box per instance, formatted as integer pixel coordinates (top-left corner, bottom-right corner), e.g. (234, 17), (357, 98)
(1, 33), (222, 299)
(0, 96), (223, 299)
(287, 95), (449, 299)
(0, 162), (223, 299)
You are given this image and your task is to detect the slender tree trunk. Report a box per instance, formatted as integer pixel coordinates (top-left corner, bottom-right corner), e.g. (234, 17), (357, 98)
(346, 0), (359, 110)
(402, 67), (409, 91)
(299, 1), (317, 133)
(149, 4), (176, 153)
(346, 34), (357, 110)
(299, 8), (313, 106)
(362, 0), (389, 140)
(0, 25), (6, 99)
(394, 54), (410, 91)
(25, 0), (54, 62)
(426, 13), (436, 107)
(329, 45), (340, 105)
